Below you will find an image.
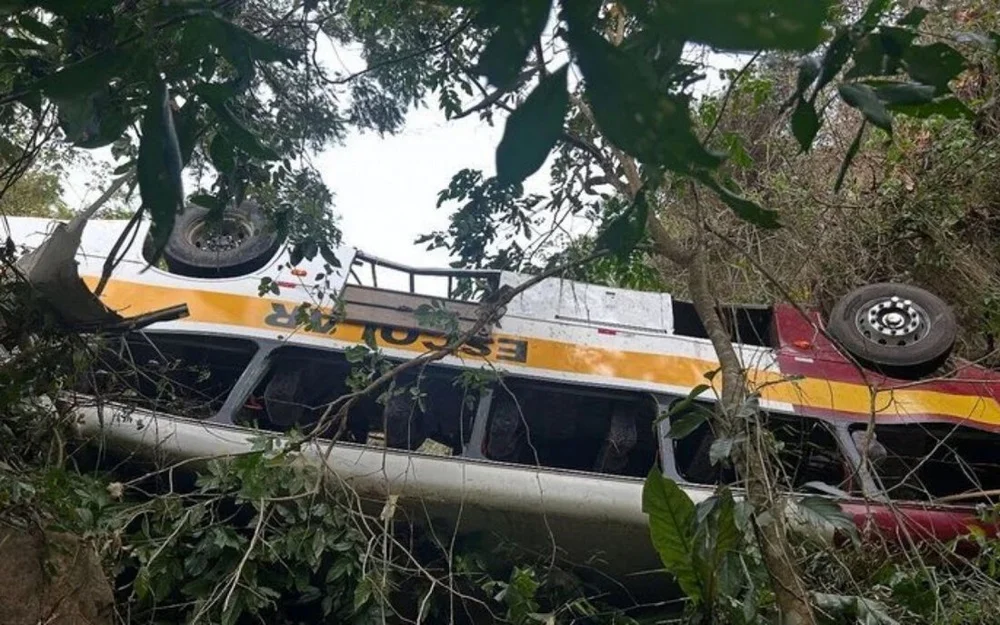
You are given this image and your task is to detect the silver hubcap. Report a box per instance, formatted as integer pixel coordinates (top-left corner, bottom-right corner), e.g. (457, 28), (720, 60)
(855, 296), (928, 347)
(189, 217), (252, 253)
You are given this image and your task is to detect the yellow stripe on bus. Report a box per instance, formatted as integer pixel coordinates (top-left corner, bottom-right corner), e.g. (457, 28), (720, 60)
(85, 277), (1000, 428)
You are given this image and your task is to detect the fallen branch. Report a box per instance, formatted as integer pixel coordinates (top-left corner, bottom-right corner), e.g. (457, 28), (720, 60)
(301, 248), (609, 455)
(221, 499), (267, 614)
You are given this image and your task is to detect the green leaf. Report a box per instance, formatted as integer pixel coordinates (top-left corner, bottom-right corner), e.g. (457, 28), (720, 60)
(838, 82), (892, 133)
(568, 27), (722, 171)
(858, 0), (891, 27)
(792, 97), (820, 152)
(692, 488), (740, 604)
(667, 406), (710, 440)
(476, 0), (552, 87)
(795, 496), (857, 538)
(661, 384), (713, 428)
(495, 64), (569, 185)
(781, 55), (819, 113)
(812, 593), (900, 625)
(17, 14), (57, 43)
(709, 437), (735, 465)
(184, 14), (298, 84)
(845, 33), (901, 79)
(138, 78), (184, 264)
(897, 6), (928, 27)
(594, 184), (650, 260)
(76, 507), (93, 526)
(173, 98), (201, 165)
(0, 34), (44, 50)
(834, 122), (866, 193)
(904, 43), (966, 92)
(55, 90), (132, 149)
(812, 27), (854, 100)
(320, 245), (342, 268)
(642, 470), (701, 601)
(802, 481), (851, 498)
(218, 18), (301, 64)
(192, 81), (238, 105)
(794, 56), (821, 99)
(879, 26), (917, 59)
(648, 0), (832, 52)
(720, 131), (752, 168)
(887, 96), (974, 120)
(352, 577), (373, 614)
(113, 160), (136, 175)
(505, 567), (541, 622)
(134, 567), (150, 600)
(35, 49), (128, 100)
(303, 240), (318, 260)
(190, 193), (220, 211)
(867, 81), (935, 105)
(697, 174), (780, 228)
(210, 133), (236, 173)
(196, 86), (279, 160)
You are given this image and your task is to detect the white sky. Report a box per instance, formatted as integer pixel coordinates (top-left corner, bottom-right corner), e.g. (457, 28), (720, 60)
(312, 106), (552, 269)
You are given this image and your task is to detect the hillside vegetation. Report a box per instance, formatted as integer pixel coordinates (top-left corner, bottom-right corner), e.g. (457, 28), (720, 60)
(3, 1), (1000, 624)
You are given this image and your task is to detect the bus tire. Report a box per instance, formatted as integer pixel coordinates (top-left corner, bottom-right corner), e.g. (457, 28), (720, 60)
(827, 282), (957, 379)
(163, 201), (281, 277)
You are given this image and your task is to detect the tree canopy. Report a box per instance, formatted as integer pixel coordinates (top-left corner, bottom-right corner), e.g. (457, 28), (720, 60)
(3, 2), (1000, 624)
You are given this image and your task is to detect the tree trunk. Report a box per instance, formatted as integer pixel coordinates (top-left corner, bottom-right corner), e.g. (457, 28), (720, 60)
(686, 249), (816, 625)
(563, 84), (816, 623)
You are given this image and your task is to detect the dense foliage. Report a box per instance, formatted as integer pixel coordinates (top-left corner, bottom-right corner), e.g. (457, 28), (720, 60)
(5, 1), (1000, 624)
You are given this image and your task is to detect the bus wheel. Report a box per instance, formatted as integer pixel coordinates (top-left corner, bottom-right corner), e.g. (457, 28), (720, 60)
(162, 201), (281, 278)
(826, 282), (957, 379)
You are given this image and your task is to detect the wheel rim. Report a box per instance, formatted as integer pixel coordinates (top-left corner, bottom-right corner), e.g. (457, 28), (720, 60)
(188, 216), (253, 253)
(854, 295), (930, 347)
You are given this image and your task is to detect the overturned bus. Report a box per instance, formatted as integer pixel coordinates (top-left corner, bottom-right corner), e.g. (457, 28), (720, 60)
(6, 204), (1000, 596)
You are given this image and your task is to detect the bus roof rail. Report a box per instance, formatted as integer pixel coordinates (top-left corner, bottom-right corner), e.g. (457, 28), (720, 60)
(351, 251), (502, 301)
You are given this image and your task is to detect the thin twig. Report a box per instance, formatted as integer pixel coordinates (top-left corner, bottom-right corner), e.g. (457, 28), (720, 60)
(221, 499), (267, 614)
(304, 248), (611, 462)
(703, 51), (762, 146)
(327, 16), (472, 85)
(453, 67), (537, 119)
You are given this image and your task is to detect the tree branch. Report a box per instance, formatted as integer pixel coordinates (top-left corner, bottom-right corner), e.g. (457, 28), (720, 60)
(453, 67), (537, 119)
(702, 51), (762, 146)
(558, 132), (624, 190)
(328, 16), (473, 85)
(304, 248), (610, 454)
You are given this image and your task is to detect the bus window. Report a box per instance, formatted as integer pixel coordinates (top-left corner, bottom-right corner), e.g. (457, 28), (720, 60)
(670, 408), (852, 492)
(850, 423), (1000, 503)
(237, 347), (479, 455)
(80, 332), (257, 419)
(481, 380), (658, 478)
